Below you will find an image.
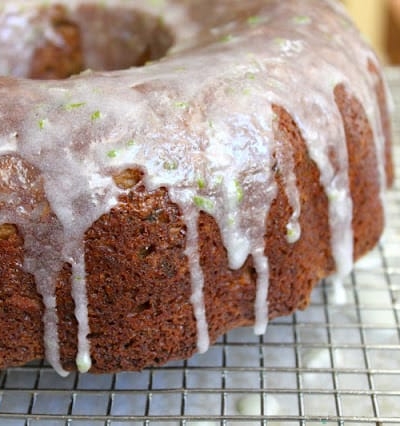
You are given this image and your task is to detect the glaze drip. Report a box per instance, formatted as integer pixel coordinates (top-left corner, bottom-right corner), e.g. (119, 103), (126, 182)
(170, 198), (209, 353)
(0, 0), (390, 373)
(70, 250), (91, 373)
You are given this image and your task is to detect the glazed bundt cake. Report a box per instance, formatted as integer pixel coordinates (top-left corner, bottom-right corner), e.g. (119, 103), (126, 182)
(0, 0), (394, 375)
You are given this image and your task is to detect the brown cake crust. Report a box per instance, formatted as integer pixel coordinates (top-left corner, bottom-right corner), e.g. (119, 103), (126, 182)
(28, 3), (175, 79)
(29, 5), (84, 80)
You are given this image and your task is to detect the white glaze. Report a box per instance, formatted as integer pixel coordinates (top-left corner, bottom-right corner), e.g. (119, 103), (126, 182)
(0, 0), (390, 374)
(169, 195), (210, 353)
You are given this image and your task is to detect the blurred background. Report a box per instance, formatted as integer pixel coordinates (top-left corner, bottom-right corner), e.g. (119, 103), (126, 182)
(342, 0), (400, 64)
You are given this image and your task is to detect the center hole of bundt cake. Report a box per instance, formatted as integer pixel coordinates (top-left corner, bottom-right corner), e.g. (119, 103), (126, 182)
(28, 4), (174, 80)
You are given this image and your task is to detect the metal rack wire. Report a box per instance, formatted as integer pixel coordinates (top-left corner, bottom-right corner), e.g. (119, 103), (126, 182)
(1, 69), (399, 426)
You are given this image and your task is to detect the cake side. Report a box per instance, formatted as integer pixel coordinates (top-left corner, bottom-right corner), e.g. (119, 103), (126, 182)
(0, 0), (394, 373)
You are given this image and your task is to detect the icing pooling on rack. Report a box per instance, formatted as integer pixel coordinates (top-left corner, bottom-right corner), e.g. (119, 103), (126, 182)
(0, 0), (389, 375)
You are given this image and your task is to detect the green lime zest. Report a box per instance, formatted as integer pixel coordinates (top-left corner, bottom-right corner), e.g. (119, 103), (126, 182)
(91, 110), (101, 121)
(163, 160), (178, 170)
(65, 102), (86, 111)
(293, 15), (311, 25)
(193, 195), (214, 212)
(247, 15), (262, 26)
(197, 177), (206, 189)
(220, 34), (233, 43)
(287, 228), (295, 238)
(107, 150), (118, 159)
(234, 179), (244, 203)
(174, 101), (189, 109)
(38, 119), (47, 129)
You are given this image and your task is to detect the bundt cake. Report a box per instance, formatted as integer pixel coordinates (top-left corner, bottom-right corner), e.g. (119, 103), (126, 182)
(0, 0), (394, 375)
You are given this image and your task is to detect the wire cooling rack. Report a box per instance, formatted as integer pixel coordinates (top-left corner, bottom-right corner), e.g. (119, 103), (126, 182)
(1, 69), (400, 426)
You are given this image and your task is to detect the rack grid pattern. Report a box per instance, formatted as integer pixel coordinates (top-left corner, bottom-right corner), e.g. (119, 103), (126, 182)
(0, 69), (400, 426)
